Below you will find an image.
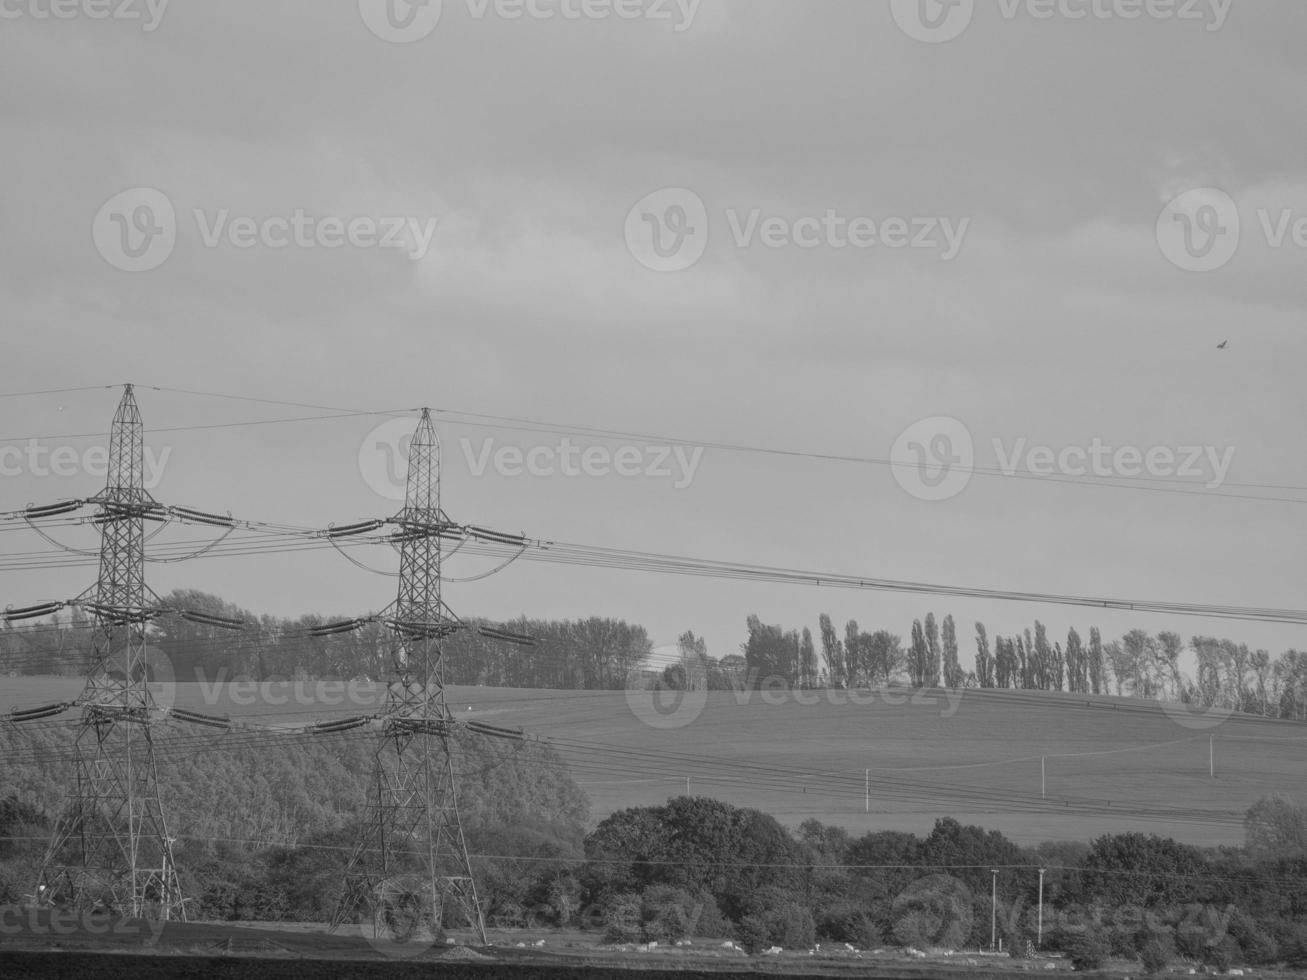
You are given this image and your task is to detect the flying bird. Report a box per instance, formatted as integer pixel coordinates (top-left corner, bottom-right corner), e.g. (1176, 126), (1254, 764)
(1216, 340), (1228, 349)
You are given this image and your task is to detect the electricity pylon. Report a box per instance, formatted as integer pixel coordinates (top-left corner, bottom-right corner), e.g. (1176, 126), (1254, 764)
(331, 409), (491, 945)
(35, 384), (184, 919)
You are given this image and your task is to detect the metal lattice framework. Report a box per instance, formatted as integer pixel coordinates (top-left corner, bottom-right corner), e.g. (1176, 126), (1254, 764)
(35, 384), (184, 919)
(331, 409), (487, 945)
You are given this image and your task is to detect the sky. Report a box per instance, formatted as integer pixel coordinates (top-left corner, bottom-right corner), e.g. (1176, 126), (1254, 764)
(1, 0), (1304, 679)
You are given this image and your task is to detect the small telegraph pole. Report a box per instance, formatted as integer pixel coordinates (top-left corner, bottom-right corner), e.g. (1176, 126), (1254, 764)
(865, 769), (870, 813)
(1037, 868), (1046, 948)
(1209, 735), (1215, 779)
(1041, 756), (1046, 799)
(990, 869), (999, 949)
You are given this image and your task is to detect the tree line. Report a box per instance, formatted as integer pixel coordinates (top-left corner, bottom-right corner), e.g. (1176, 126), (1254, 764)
(4, 590), (1306, 722)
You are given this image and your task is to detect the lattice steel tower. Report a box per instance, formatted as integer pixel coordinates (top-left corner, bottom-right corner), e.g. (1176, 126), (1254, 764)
(35, 384), (184, 919)
(331, 409), (487, 944)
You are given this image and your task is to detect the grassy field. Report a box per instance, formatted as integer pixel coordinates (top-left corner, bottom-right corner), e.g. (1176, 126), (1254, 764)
(3, 676), (1302, 847)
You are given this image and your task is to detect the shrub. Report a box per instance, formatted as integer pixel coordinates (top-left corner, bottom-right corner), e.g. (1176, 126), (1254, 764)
(692, 893), (729, 939)
(640, 885), (699, 943)
(768, 903), (815, 949)
(1139, 934), (1175, 974)
(1202, 936), (1238, 972)
(816, 901), (881, 948)
(737, 914), (771, 954)
(601, 891), (642, 944)
(1063, 929), (1111, 972)
(1280, 922), (1307, 969)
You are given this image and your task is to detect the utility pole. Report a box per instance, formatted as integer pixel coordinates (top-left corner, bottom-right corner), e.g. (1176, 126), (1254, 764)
(1041, 755), (1046, 799)
(1037, 867), (1046, 948)
(990, 868), (999, 950)
(864, 768), (870, 814)
(1209, 734), (1214, 779)
(35, 385), (184, 920)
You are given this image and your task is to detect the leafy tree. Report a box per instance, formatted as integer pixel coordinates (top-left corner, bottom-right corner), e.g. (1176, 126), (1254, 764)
(941, 615), (963, 688)
(909, 620), (929, 688)
(1087, 627), (1104, 694)
(974, 622), (994, 689)
(1244, 794), (1307, 860)
(1139, 933), (1175, 973)
(818, 614), (846, 688)
(924, 613), (942, 687)
(799, 627), (818, 690)
(1062, 927), (1111, 971)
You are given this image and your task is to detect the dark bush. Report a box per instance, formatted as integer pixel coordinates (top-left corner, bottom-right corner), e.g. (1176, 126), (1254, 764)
(1202, 936), (1239, 972)
(736, 914), (771, 954)
(1063, 928), (1111, 972)
(1280, 922), (1307, 969)
(639, 885), (698, 943)
(1139, 933), (1175, 974)
(601, 891), (641, 944)
(691, 892), (729, 938)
